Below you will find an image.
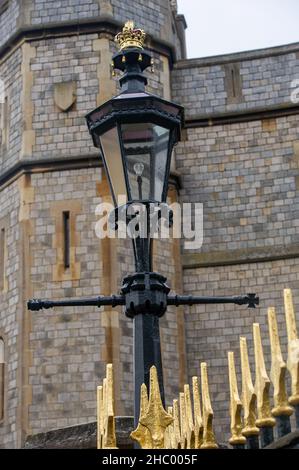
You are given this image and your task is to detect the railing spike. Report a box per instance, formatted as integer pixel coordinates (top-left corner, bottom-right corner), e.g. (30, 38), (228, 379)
(240, 337), (259, 448)
(200, 362), (218, 449)
(130, 383), (153, 448)
(97, 385), (103, 449)
(103, 364), (117, 449)
(268, 307), (293, 436)
(192, 376), (204, 449)
(172, 399), (182, 449)
(179, 391), (187, 449)
(166, 406), (175, 449)
(96, 364), (118, 450)
(139, 366), (173, 449)
(284, 289), (299, 414)
(253, 324), (275, 446)
(228, 351), (246, 447)
(184, 384), (195, 448)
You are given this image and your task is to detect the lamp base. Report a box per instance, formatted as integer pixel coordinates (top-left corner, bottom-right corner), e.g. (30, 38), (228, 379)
(121, 272), (170, 319)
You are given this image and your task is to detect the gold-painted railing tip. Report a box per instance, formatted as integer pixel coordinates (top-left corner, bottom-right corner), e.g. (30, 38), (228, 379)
(284, 289), (299, 406)
(97, 385), (103, 449)
(139, 366), (173, 449)
(179, 391), (187, 449)
(184, 384), (196, 449)
(192, 376), (204, 449)
(228, 351), (246, 445)
(172, 399), (182, 449)
(253, 324), (276, 428)
(97, 363), (118, 449)
(200, 362), (218, 449)
(240, 337), (259, 437)
(268, 307), (293, 417)
(130, 383), (153, 449)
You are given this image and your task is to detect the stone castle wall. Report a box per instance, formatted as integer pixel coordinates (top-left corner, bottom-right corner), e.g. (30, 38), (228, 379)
(0, 0), (186, 448)
(173, 44), (299, 442)
(0, 46), (22, 173)
(172, 46), (299, 116)
(0, 179), (20, 448)
(0, 0), (19, 49)
(0, 0), (298, 447)
(0, 0), (183, 58)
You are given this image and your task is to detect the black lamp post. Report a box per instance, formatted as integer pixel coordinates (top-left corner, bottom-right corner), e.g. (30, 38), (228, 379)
(28, 22), (259, 429)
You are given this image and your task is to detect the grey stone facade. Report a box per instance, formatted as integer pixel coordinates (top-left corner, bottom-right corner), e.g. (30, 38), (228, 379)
(0, 0), (298, 448)
(172, 48), (299, 117)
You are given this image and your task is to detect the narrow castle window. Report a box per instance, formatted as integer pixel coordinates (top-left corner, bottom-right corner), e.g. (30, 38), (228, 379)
(1, 96), (9, 149)
(231, 67), (236, 98)
(63, 211), (70, 269)
(0, 337), (4, 422)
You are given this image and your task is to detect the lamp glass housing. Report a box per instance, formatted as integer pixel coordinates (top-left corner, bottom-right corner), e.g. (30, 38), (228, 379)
(121, 122), (170, 202)
(87, 90), (183, 208)
(100, 127), (127, 202)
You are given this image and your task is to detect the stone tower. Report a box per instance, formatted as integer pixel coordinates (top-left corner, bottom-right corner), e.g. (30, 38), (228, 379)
(0, 0), (187, 448)
(1, 0), (299, 449)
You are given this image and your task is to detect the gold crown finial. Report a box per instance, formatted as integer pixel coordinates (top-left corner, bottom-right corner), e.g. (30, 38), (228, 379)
(115, 21), (146, 51)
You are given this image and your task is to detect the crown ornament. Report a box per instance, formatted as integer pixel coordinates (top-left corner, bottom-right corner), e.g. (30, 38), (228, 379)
(115, 21), (146, 50)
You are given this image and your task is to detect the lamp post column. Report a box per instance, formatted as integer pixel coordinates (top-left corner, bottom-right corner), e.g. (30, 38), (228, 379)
(132, 233), (165, 428)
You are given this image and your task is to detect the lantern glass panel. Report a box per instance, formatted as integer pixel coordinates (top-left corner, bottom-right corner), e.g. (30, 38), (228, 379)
(100, 126), (127, 203)
(121, 123), (170, 202)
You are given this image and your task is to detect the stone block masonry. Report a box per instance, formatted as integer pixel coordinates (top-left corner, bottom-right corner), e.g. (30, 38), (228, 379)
(0, 1), (185, 447)
(172, 44), (299, 118)
(176, 115), (299, 257)
(0, 1), (181, 58)
(0, 181), (20, 448)
(184, 259), (299, 443)
(0, 0), (298, 448)
(0, 0), (19, 49)
(173, 42), (299, 444)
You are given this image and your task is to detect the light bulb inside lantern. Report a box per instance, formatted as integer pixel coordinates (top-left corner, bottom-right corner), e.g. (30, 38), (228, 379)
(134, 162), (144, 177)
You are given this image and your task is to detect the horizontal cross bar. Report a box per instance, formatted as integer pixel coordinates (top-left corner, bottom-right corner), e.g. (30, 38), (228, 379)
(167, 293), (259, 308)
(27, 295), (125, 311)
(28, 293), (259, 312)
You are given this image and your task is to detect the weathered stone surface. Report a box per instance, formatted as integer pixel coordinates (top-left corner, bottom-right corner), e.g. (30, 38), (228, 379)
(266, 430), (299, 449)
(24, 417), (134, 449)
(0, 0), (298, 450)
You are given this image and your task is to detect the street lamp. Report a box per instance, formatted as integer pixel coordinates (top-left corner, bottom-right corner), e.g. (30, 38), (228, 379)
(86, 22), (184, 415)
(85, 22), (183, 271)
(28, 22), (259, 430)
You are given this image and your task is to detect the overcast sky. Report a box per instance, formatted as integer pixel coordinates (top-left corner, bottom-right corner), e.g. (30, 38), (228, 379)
(177, 0), (299, 58)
